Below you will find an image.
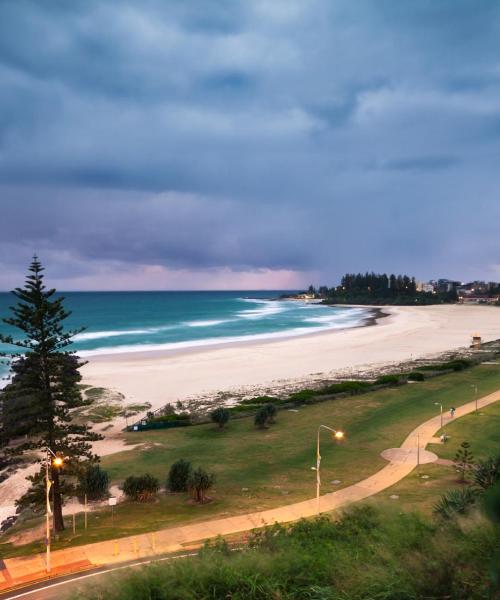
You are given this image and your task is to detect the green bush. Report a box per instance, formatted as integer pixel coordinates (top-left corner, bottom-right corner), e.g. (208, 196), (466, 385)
(433, 487), (478, 518)
(375, 374), (401, 385)
(123, 474), (160, 502)
(210, 406), (230, 429)
(148, 412), (191, 424)
(77, 505), (499, 600)
(167, 459), (192, 493)
(240, 396), (280, 406)
(77, 464), (109, 501)
(408, 371), (425, 381)
(263, 403), (277, 423)
(288, 389), (317, 403)
(254, 406), (270, 428)
(473, 455), (500, 490)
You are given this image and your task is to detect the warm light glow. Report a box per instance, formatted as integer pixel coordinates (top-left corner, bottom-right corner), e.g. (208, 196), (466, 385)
(52, 456), (63, 467)
(334, 430), (344, 440)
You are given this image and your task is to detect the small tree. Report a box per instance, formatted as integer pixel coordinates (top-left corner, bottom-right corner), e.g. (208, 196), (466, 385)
(254, 407), (269, 429)
(123, 474), (160, 502)
(77, 464), (109, 501)
(188, 467), (215, 503)
(254, 404), (277, 429)
(210, 406), (230, 429)
(264, 403), (277, 424)
(167, 459), (192, 492)
(454, 441), (474, 483)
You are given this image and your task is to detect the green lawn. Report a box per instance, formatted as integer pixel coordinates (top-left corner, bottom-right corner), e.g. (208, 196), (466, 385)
(430, 400), (500, 459)
(2, 363), (499, 557)
(374, 381), (500, 515)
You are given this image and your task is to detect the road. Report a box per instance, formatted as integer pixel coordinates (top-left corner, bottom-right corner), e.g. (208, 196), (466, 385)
(0, 551), (199, 600)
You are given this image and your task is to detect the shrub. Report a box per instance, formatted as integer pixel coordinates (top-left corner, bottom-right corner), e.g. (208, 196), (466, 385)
(446, 359), (473, 371)
(149, 412), (191, 424)
(77, 464), (109, 501)
(375, 374), (401, 385)
(78, 505), (499, 600)
(240, 396), (280, 406)
(433, 487), (477, 518)
(123, 474), (160, 502)
(188, 467), (215, 503)
(408, 371), (425, 381)
(210, 406), (230, 429)
(167, 459), (192, 493)
(473, 455), (500, 490)
(288, 389), (317, 403)
(319, 381), (371, 395)
(263, 403), (277, 424)
(254, 407), (269, 429)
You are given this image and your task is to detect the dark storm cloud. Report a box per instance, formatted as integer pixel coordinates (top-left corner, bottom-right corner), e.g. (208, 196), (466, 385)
(0, 0), (500, 287)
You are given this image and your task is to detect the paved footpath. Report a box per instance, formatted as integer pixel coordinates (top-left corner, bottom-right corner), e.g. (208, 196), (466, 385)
(1, 389), (499, 591)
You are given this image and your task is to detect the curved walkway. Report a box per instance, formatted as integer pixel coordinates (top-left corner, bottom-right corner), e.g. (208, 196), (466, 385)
(1, 388), (499, 590)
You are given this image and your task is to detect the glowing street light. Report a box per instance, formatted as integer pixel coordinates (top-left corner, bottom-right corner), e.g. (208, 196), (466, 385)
(315, 425), (345, 514)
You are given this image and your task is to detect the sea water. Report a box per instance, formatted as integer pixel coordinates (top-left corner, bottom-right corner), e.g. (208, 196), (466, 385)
(0, 291), (371, 385)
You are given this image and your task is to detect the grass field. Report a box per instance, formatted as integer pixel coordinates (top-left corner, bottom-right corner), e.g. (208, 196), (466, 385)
(2, 362), (499, 557)
(374, 387), (500, 514)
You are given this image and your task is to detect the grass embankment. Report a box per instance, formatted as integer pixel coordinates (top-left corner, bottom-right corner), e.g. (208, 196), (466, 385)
(75, 505), (499, 600)
(2, 364), (500, 558)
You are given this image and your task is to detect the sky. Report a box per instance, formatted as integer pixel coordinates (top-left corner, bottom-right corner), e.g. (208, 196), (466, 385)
(0, 0), (499, 290)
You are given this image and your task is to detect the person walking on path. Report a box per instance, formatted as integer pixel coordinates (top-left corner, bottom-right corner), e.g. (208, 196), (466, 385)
(450, 407), (456, 418)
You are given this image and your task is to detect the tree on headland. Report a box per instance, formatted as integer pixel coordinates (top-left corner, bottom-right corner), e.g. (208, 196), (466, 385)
(210, 406), (230, 429)
(0, 257), (101, 531)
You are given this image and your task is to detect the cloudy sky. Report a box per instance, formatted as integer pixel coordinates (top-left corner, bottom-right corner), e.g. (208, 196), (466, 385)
(0, 0), (499, 290)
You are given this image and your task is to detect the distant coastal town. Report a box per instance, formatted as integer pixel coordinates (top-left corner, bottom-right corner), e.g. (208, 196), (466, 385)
(287, 273), (500, 306)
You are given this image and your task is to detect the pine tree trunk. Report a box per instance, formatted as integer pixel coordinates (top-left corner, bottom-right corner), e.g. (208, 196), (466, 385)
(51, 467), (65, 532)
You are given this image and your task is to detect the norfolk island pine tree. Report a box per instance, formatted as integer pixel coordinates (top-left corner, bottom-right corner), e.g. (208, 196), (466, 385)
(0, 257), (101, 531)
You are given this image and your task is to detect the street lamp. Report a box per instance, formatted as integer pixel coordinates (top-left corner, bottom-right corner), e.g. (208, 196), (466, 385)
(315, 425), (344, 515)
(434, 402), (443, 429)
(471, 384), (478, 413)
(45, 449), (64, 573)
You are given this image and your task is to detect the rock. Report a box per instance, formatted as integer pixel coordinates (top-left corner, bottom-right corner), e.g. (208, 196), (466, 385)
(389, 494), (399, 500)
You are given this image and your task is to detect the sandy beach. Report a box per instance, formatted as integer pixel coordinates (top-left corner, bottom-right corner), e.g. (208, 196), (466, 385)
(82, 305), (500, 419)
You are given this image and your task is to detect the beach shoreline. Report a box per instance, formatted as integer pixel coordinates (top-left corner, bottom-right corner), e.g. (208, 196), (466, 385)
(83, 304), (387, 364)
(81, 305), (500, 426)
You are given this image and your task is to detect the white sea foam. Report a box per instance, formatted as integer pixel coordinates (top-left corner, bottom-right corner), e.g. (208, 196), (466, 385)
(79, 309), (372, 358)
(236, 299), (287, 320)
(74, 329), (158, 341)
(303, 309), (368, 325)
(184, 319), (230, 327)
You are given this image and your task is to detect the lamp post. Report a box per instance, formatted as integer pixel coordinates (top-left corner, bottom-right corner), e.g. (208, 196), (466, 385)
(315, 425), (344, 515)
(434, 402), (443, 430)
(471, 384), (478, 413)
(45, 449), (63, 574)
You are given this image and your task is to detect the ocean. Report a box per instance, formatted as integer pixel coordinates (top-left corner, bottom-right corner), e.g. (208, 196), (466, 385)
(0, 291), (371, 385)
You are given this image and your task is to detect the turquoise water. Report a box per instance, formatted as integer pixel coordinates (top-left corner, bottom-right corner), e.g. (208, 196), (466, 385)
(0, 292), (370, 385)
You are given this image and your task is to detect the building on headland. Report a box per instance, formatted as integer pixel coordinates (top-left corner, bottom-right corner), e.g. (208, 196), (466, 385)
(416, 278), (499, 302)
(458, 295), (500, 304)
(436, 279), (462, 293)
